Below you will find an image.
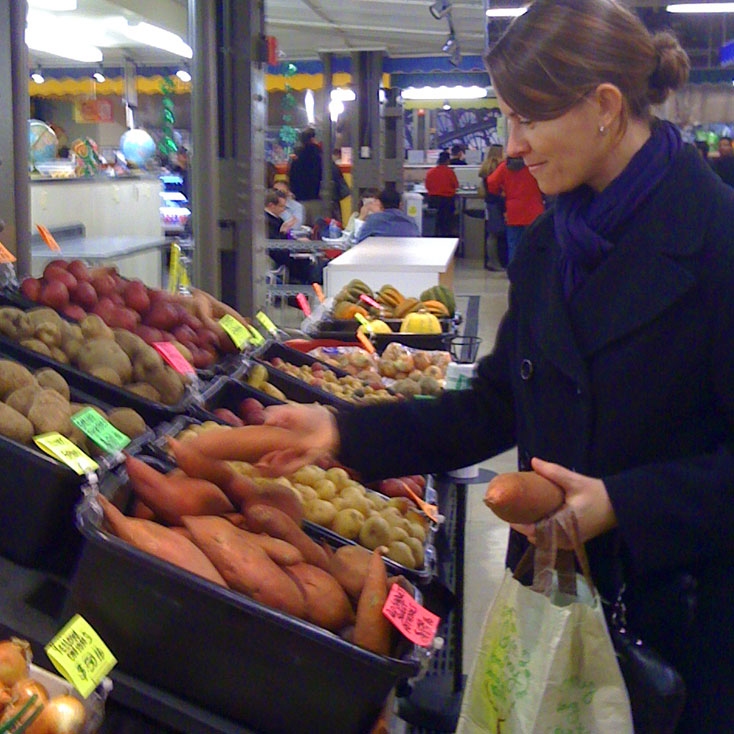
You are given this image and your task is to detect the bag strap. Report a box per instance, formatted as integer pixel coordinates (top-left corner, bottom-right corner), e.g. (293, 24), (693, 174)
(555, 508), (597, 596)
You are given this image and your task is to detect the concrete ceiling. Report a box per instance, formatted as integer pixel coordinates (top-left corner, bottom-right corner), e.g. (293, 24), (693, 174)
(26, 0), (734, 69)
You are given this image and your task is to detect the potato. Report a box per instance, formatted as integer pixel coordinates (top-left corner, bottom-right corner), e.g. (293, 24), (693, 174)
(49, 347), (69, 364)
(378, 507), (403, 526)
(126, 382), (161, 402)
(26, 307), (63, 331)
(27, 389), (72, 435)
(409, 522), (427, 543)
(389, 526), (410, 544)
(106, 408), (147, 439)
(331, 508), (364, 540)
(358, 515), (392, 550)
(292, 465), (325, 487)
(304, 498), (337, 527)
(6, 384), (42, 416)
(80, 314), (113, 340)
(325, 467), (351, 489)
(387, 497), (412, 514)
(0, 307), (31, 340)
(0, 361), (36, 399)
(90, 366), (123, 386)
(314, 478), (337, 500)
(405, 536), (425, 567)
(370, 494), (390, 512)
(34, 368), (70, 400)
(146, 365), (185, 405)
(296, 485), (318, 503)
(0, 403), (34, 444)
(20, 338), (51, 356)
(113, 329), (146, 360)
(386, 541), (416, 569)
(406, 509), (428, 528)
(77, 339), (133, 382)
(33, 321), (62, 349)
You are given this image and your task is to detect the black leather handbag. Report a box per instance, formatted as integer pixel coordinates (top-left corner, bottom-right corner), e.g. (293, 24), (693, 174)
(608, 585), (686, 734)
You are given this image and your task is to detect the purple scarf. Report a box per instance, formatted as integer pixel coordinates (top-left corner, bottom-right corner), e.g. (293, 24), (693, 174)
(554, 120), (683, 299)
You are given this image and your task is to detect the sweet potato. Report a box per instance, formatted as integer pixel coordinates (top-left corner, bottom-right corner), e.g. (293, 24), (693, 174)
(223, 512), (245, 526)
(131, 499), (156, 521)
(167, 437), (234, 488)
(125, 454), (234, 525)
(183, 515), (306, 618)
(354, 548), (392, 656)
(170, 526), (194, 541)
(98, 496), (227, 587)
(240, 530), (303, 566)
(244, 504), (331, 571)
(284, 563), (355, 632)
(330, 545), (372, 601)
(484, 471), (564, 523)
(241, 480), (304, 525)
(185, 424), (305, 462)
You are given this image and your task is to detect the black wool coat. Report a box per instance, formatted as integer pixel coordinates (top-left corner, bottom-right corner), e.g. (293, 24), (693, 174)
(338, 146), (734, 731)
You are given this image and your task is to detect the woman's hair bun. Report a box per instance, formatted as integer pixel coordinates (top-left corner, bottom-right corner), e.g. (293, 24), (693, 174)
(648, 32), (690, 104)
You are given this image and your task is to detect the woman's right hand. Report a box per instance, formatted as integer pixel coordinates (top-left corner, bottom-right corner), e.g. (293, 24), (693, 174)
(256, 404), (340, 476)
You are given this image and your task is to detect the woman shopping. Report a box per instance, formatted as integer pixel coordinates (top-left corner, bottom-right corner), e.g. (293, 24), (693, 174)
(230, 1), (734, 730)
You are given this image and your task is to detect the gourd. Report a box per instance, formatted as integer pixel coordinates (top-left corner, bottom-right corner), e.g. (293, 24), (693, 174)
(399, 312), (442, 334)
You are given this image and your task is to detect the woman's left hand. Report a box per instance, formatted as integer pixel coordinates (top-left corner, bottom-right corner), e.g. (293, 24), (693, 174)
(510, 458), (617, 547)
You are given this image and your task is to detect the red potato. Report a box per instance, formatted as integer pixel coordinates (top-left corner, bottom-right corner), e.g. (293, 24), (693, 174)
(173, 324), (197, 345)
(43, 265), (78, 291)
(91, 272), (116, 297)
(112, 274), (128, 294)
(483, 471), (565, 524)
(197, 328), (220, 350)
(91, 297), (115, 325)
(71, 280), (98, 309)
(408, 474), (427, 490)
(67, 259), (91, 282)
(62, 304), (86, 321)
(108, 306), (140, 331)
(109, 292), (125, 307)
(45, 258), (68, 271)
(145, 301), (179, 330)
(20, 278), (41, 301)
(193, 348), (217, 369)
(213, 408), (244, 427)
(39, 281), (69, 309)
(134, 324), (163, 345)
(124, 281), (151, 314)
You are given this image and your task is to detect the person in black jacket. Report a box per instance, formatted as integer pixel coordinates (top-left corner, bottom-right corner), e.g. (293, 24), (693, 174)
(288, 128), (323, 225)
(241, 2), (733, 730)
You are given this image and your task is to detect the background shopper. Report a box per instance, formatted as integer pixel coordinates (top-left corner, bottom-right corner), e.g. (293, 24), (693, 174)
(354, 188), (419, 243)
(425, 151), (459, 237)
(252, 1), (733, 730)
(288, 128), (323, 225)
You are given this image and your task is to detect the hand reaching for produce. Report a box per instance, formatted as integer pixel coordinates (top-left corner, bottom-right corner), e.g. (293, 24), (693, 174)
(256, 404), (340, 476)
(509, 458), (617, 548)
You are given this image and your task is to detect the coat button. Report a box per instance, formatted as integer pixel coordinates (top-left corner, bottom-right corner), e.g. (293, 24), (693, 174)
(520, 359), (533, 380)
(519, 450), (531, 471)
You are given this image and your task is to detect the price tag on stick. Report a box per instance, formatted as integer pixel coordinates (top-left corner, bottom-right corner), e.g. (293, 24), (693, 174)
(355, 329), (376, 354)
(359, 293), (381, 310)
(312, 282), (325, 303)
(296, 293), (312, 316)
(46, 614), (117, 698)
(34, 432), (99, 475)
(152, 342), (195, 375)
(247, 324), (266, 346)
(382, 584), (440, 647)
(256, 311), (279, 337)
(72, 408), (130, 453)
(36, 224), (61, 252)
(219, 314), (252, 350)
(354, 312), (372, 332)
(0, 241), (16, 264)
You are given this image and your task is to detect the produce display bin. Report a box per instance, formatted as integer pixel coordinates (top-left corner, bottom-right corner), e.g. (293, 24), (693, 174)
(252, 340), (351, 376)
(66, 461), (421, 734)
(0, 373), (153, 568)
(189, 376), (285, 423)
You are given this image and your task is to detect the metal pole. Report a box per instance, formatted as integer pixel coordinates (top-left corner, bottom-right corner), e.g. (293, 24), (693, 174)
(483, 0), (490, 52)
(10, 0), (30, 277)
(189, 0), (221, 296)
(320, 52), (334, 219)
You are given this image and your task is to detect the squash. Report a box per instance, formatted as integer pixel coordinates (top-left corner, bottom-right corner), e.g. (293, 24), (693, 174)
(357, 319), (393, 339)
(400, 312), (442, 334)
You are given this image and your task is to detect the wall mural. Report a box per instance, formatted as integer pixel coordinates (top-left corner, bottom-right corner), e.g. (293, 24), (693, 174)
(404, 107), (503, 152)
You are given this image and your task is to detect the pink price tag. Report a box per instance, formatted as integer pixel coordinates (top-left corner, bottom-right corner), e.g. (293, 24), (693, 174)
(359, 293), (381, 309)
(152, 342), (195, 375)
(296, 293), (312, 316)
(382, 584), (440, 647)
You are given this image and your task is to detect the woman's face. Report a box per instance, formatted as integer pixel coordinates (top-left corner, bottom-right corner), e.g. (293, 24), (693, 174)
(497, 94), (613, 194)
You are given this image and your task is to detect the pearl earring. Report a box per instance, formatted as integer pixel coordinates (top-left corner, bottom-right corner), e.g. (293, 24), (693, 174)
(599, 124), (607, 134)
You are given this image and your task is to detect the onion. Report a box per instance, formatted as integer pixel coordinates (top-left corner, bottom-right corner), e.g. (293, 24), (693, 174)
(0, 639), (31, 687)
(28, 695), (86, 734)
(11, 677), (49, 707)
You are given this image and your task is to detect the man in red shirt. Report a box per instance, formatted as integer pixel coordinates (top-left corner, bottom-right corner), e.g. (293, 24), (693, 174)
(425, 151), (459, 237)
(485, 156), (544, 264)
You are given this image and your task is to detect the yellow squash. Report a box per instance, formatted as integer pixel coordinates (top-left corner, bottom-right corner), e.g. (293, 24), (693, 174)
(399, 312), (442, 334)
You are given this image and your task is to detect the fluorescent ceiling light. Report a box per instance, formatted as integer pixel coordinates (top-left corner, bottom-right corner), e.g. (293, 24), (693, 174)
(331, 87), (356, 102)
(176, 69), (191, 82)
(28, 0), (77, 9)
(442, 101), (451, 110)
(26, 28), (103, 62)
(329, 99), (345, 122)
(111, 18), (192, 58)
(31, 71), (45, 84)
(486, 7), (527, 17)
(667, 2), (734, 11)
(401, 85), (488, 100)
(93, 71), (106, 83)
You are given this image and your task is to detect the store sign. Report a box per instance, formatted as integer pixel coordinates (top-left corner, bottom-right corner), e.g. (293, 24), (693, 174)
(74, 99), (114, 124)
(46, 615), (117, 698)
(382, 584), (440, 647)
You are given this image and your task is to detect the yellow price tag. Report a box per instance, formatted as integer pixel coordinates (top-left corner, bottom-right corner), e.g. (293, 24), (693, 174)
(246, 324), (266, 346)
(33, 432), (99, 475)
(168, 242), (181, 294)
(45, 615), (117, 699)
(219, 314), (251, 350)
(255, 311), (278, 337)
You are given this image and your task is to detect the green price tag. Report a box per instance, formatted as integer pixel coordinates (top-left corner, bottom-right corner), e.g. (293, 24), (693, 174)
(219, 314), (252, 350)
(71, 408), (130, 453)
(46, 614), (117, 699)
(256, 311), (279, 337)
(354, 312), (372, 330)
(247, 323), (266, 345)
(34, 432), (99, 475)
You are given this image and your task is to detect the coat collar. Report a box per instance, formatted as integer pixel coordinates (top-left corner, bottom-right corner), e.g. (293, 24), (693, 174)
(512, 146), (714, 378)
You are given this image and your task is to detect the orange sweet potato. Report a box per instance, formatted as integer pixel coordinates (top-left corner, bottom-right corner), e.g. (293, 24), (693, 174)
(354, 548), (392, 656)
(167, 437), (234, 488)
(131, 499), (156, 521)
(241, 530), (303, 566)
(182, 515), (306, 618)
(185, 424), (305, 462)
(244, 504), (331, 571)
(241, 480), (304, 524)
(125, 455), (234, 525)
(484, 471), (564, 524)
(329, 544), (372, 601)
(284, 563), (355, 632)
(98, 496), (227, 587)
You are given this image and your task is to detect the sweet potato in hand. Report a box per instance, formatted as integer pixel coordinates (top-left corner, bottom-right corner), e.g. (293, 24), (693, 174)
(483, 471), (564, 524)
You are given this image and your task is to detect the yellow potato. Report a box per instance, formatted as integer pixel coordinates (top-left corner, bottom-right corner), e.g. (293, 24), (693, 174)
(304, 498), (337, 527)
(405, 536), (425, 567)
(389, 526), (410, 544)
(409, 522), (427, 543)
(325, 467), (351, 489)
(331, 508), (364, 540)
(314, 478), (338, 501)
(297, 485), (319, 503)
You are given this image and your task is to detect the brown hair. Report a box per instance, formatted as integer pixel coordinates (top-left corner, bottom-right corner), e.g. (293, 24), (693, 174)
(265, 189), (286, 207)
(485, 0), (689, 123)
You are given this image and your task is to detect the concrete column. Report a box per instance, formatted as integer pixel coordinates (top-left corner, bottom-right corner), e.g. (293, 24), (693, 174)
(319, 52), (334, 219)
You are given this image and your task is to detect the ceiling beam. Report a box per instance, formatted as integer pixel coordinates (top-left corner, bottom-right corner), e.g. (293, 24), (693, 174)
(267, 18), (484, 37)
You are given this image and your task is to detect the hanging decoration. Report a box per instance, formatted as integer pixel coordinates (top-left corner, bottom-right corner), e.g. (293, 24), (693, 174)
(159, 76), (178, 157)
(279, 62), (299, 151)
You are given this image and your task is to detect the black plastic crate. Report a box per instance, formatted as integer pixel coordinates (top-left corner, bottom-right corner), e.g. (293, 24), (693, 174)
(66, 462), (420, 734)
(253, 340), (350, 376)
(190, 376), (284, 424)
